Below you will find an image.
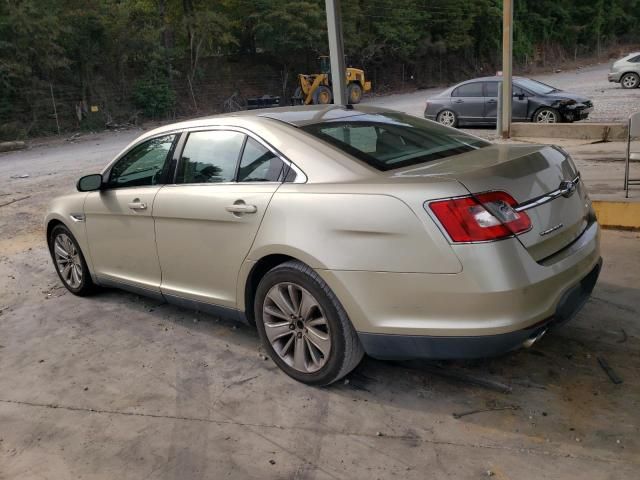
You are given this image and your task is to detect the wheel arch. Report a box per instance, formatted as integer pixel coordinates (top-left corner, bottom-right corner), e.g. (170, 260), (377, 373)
(45, 212), (96, 279)
(46, 217), (65, 241)
(242, 253), (300, 326)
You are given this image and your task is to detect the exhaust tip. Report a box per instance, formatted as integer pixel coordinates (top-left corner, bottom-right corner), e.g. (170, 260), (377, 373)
(522, 329), (547, 349)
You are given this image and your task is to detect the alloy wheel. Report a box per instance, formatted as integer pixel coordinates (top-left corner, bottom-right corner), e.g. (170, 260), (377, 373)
(622, 74), (639, 89)
(438, 110), (456, 127)
(53, 233), (83, 289)
(262, 282), (331, 373)
(535, 109), (557, 123)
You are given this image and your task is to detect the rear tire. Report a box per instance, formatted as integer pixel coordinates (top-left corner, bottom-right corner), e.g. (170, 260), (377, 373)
(312, 86), (333, 105)
(255, 260), (364, 386)
(533, 107), (560, 123)
(436, 109), (458, 127)
(347, 83), (363, 104)
(621, 73), (639, 89)
(48, 224), (96, 296)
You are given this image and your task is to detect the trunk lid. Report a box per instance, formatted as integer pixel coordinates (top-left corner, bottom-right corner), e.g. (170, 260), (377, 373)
(394, 143), (591, 261)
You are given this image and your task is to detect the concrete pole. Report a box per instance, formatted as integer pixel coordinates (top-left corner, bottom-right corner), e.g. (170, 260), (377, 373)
(501, 0), (513, 139)
(325, 0), (347, 105)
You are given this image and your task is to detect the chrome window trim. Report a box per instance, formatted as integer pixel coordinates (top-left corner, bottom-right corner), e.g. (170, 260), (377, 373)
(176, 125), (307, 185)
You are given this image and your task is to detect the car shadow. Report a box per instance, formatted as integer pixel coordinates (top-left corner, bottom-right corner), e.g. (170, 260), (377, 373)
(87, 281), (639, 459)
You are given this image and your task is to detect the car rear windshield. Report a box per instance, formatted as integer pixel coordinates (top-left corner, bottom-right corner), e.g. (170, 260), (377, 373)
(300, 112), (490, 171)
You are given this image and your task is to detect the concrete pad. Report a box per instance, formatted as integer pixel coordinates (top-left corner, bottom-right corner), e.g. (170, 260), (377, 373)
(511, 123), (628, 141)
(1, 127), (639, 477)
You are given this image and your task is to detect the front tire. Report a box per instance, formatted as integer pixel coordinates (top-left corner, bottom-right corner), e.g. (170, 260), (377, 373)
(533, 107), (560, 123)
(255, 261), (364, 386)
(436, 109), (458, 127)
(48, 224), (96, 296)
(621, 73), (640, 89)
(312, 85), (333, 105)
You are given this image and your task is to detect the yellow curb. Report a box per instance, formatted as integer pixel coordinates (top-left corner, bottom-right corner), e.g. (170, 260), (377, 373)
(592, 200), (640, 230)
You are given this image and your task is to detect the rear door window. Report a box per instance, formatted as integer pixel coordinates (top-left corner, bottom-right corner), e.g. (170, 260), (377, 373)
(452, 82), (484, 97)
(237, 137), (284, 182)
(485, 82), (499, 97)
(176, 130), (245, 184)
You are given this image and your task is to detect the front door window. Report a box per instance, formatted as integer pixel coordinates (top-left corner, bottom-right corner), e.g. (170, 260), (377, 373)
(108, 134), (177, 188)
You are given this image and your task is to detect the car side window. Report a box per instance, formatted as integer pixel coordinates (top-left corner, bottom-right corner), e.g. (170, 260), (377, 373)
(452, 82), (483, 97)
(107, 134), (177, 188)
(237, 137), (284, 182)
(485, 82), (499, 97)
(630, 55), (640, 63)
(176, 130), (245, 184)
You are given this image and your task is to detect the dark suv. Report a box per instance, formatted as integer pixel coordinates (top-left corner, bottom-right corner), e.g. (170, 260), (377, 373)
(424, 76), (593, 127)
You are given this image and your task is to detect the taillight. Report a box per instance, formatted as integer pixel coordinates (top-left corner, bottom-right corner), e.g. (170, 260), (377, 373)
(428, 191), (531, 243)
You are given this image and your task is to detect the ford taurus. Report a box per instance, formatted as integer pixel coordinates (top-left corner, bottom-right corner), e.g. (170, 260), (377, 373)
(46, 105), (602, 385)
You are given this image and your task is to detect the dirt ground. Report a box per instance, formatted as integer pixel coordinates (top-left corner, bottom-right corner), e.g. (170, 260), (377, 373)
(1, 93), (640, 479)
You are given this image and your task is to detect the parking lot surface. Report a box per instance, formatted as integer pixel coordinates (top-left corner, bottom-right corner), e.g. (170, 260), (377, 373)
(1, 124), (639, 479)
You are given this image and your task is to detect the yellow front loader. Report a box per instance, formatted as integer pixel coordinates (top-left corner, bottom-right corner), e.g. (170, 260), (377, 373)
(292, 56), (372, 105)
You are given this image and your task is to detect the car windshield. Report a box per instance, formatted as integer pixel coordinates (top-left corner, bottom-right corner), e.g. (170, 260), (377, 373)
(300, 112), (490, 171)
(515, 78), (557, 95)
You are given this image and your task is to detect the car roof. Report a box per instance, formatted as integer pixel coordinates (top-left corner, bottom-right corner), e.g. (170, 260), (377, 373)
(457, 75), (527, 84)
(136, 105), (397, 139)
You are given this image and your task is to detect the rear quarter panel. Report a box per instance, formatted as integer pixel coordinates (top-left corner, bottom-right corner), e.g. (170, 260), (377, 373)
(246, 183), (463, 274)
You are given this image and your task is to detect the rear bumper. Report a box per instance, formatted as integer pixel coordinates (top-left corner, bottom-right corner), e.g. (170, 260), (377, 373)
(318, 219), (601, 359)
(357, 258), (601, 360)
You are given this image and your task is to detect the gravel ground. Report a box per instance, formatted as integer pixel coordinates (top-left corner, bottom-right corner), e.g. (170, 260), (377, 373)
(366, 62), (640, 123)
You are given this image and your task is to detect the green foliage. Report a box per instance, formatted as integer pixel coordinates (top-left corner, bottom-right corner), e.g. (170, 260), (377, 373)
(1, 0), (639, 136)
(132, 78), (175, 118)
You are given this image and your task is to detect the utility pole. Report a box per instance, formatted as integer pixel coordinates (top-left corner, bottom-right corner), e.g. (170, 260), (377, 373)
(49, 82), (61, 136)
(501, 0), (513, 139)
(325, 0), (347, 105)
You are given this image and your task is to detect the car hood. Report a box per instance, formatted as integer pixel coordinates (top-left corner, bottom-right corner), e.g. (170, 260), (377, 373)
(542, 90), (591, 104)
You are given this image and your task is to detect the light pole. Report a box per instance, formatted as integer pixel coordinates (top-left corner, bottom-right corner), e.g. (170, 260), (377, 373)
(501, 0), (514, 138)
(325, 0), (347, 106)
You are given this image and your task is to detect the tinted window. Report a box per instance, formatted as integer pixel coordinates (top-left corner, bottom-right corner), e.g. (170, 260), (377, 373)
(177, 131), (245, 184)
(513, 85), (527, 96)
(452, 82), (483, 97)
(237, 137), (284, 182)
(108, 134), (176, 188)
(485, 82), (499, 97)
(301, 113), (490, 171)
(630, 55), (640, 63)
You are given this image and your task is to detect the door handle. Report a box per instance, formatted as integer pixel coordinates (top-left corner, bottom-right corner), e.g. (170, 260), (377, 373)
(225, 202), (257, 214)
(128, 200), (147, 210)
(487, 99), (497, 104)
(453, 99), (464, 104)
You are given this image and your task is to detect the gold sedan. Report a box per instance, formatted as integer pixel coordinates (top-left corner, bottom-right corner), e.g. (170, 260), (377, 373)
(46, 106), (602, 385)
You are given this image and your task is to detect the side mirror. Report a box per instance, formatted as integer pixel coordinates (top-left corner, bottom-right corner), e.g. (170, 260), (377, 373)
(77, 174), (103, 192)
